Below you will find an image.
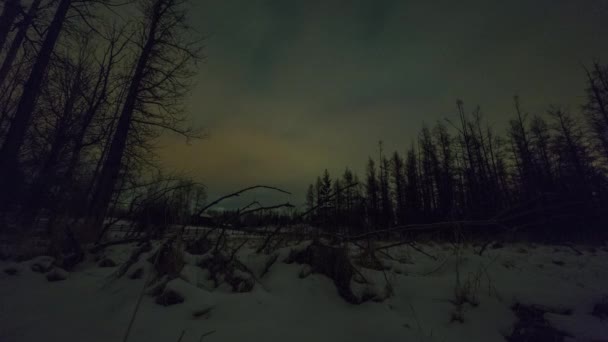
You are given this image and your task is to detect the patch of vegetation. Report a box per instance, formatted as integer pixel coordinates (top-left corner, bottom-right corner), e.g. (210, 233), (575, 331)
(506, 303), (571, 342)
(155, 288), (184, 306)
(286, 239), (361, 304)
(3, 267), (18, 275)
(591, 296), (608, 320)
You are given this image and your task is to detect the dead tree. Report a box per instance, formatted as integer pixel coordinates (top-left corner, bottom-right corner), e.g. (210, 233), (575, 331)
(583, 63), (608, 164)
(0, 0), (41, 88)
(0, 0), (21, 52)
(20, 35), (93, 225)
(0, 0), (71, 205)
(84, 0), (201, 241)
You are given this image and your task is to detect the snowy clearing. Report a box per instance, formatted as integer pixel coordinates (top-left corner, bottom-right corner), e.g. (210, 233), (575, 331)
(1, 239), (607, 342)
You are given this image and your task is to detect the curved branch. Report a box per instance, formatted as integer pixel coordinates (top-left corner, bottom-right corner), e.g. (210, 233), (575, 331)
(196, 185), (291, 217)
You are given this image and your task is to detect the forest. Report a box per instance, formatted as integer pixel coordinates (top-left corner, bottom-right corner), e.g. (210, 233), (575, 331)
(0, 0), (206, 254)
(303, 86), (608, 241)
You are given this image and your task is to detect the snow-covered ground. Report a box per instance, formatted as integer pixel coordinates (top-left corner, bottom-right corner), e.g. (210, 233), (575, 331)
(1, 238), (607, 342)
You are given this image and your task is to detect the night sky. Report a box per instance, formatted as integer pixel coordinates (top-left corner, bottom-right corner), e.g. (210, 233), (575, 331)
(157, 0), (608, 208)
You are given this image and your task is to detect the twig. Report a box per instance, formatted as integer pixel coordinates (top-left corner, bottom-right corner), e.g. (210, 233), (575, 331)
(121, 237), (171, 342)
(376, 239), (411, 251)
(178, 185), (290, 241)
(239, 202), (294, 217)
(562, 243), (583, 256)
(256, 225), (283, 254)
(90, 237), (146, 253)
(199, 330), (216, 342)
(196, 185), (290, 217)
(347, 220), (504, 242)
(298, 183), (358, 219)
(408, 302), (424, 335)
(229, 238), (249, 263)
(419, 259), (448, 276)
(477, 239), (494, 256)
(176, 330), (186, 342)
(408, 242), (437, 261)
(233, 258), (268, 291)
(213, 202), (294, 252)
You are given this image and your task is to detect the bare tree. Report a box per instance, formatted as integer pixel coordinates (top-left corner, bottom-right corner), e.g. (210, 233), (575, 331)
(583, 63), (608, 165)
(0, 0), (42, 88)
(84, 0), (201, 240)
(0, 0), (21, 52)
(0, 0), (72, 205)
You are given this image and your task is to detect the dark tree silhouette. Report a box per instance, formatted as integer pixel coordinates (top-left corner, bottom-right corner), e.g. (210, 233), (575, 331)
(0, 0), (72, 205)
(0, 0), (21, 52)
(304, 67), (608, 240)
(84, 0), (201, 240)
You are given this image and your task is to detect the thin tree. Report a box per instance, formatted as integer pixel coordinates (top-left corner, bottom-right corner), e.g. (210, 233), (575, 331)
(0, 0), (72, 204)
(365, 157), (379, 228)
(0, 0), (42, 88)
(85, 0), (201, 240)
(583, 63), (608, 164)
(390, 151), (406, 225)
(0, 0), (21, 52)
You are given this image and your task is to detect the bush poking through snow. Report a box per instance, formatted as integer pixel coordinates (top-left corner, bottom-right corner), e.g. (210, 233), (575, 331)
(147, 239), (185, 279)
(453, 272), (480, 308)
(56, 250), (84, 271)
(351, 277), (393, 303)
(192, 306), (213, 319)
(226, 269), (255, 292)
(155, 288), (184, 306)
(197, 251), (255, 293)
(298, 265), (312, 279)
(129, 267), (144, 279)
(591, 296), (608, 320)
(356, 249), (385, 271)
(506, 303), (571, 342)
(185, 237), (212, 255)
(115, 242), (151, 279)
(452, 255), (482, 311)
(491, 242), (504, 249)
(4, 267), (18, 275)
(98, 258), (117, 267)
(260, 253), (279, 278)
(30, 256), (55, 273)
(285, 240), (363, 304)
(146, 276), (170, 297)
(450, 309), (465, 324)
(46, 268), (68, 282)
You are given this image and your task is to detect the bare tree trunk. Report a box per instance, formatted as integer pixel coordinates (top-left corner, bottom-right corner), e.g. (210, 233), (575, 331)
(22, 68), (82, 225)
(84, 0), (163, 240)
(0, 0), (20, 53)
(65, 30), (123, 186)
(0, 0), (41, 87)
(0, 0), (71, 202)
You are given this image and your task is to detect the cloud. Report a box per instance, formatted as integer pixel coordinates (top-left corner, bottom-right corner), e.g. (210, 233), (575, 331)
(159, 0), (608, 207)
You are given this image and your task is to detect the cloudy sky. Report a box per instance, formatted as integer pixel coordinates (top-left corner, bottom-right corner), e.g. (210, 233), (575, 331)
(157, 0), (608, 208)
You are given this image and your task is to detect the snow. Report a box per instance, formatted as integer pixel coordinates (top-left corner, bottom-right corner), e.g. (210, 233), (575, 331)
(1, 240), (607, 342)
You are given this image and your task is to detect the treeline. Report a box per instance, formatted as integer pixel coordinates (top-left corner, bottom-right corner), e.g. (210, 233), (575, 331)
(305, 64), (608, 238)
(0, 0), (203, 247)
(205, 209), (297, 229)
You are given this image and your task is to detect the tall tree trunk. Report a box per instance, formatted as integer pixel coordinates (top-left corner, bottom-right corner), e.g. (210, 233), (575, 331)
(22, 70), (81, 225)
(0, 0), (41, 87)
(0, 0), (20, 53)
(84, 0), (162, 240)
(63, 47), (114, 189)
(0, 0), (71, 201)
